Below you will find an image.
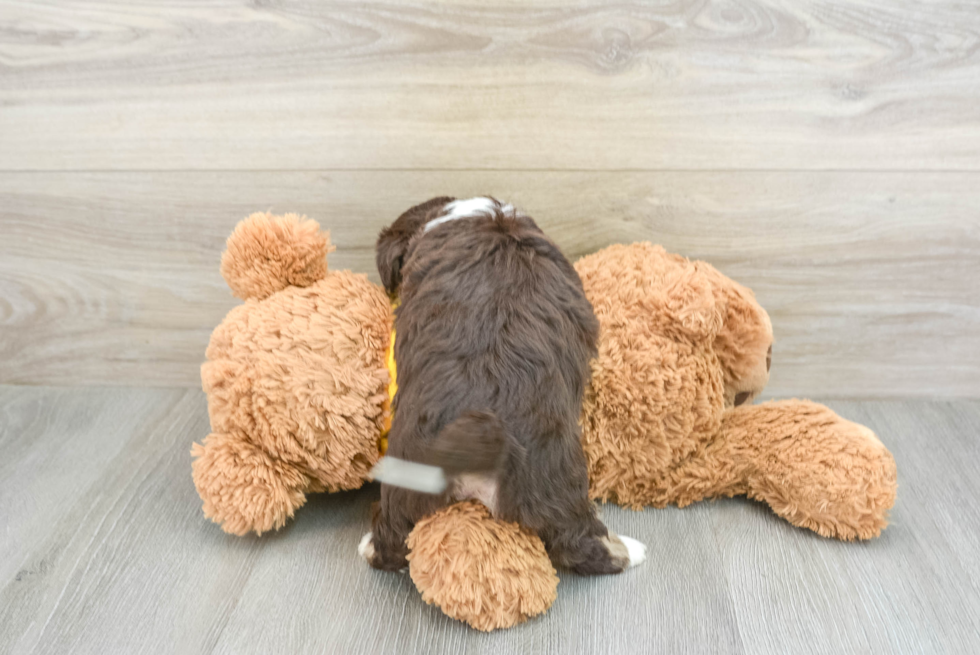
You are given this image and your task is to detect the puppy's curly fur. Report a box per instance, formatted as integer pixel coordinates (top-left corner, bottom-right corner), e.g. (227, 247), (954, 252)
(366, 197), (638, 575)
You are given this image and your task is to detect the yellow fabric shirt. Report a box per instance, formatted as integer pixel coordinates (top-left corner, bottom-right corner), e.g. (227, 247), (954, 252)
(379, 300), (399, 454)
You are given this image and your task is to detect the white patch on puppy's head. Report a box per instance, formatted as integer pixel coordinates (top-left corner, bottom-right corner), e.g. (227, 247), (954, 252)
(424, 196), (517, 233)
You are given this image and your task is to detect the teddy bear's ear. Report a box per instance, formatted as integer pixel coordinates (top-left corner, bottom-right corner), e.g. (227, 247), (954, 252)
(699, 263), (774, 403)
(661, 262), (724, 342)
(220, 212), (332, 301)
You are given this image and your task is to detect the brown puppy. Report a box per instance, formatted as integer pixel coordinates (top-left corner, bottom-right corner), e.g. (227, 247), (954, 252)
(359, 197), (646, 575)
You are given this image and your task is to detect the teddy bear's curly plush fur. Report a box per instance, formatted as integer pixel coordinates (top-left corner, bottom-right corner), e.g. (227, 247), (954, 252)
(191, 213), (391, 535)
(406, 501), (559, 632)
(191, 212), (897, 629)
(577, 243), (896, 540)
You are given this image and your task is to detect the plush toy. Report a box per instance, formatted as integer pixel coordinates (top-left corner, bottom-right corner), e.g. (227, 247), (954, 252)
(576, 244), (897, 540)
(191, 212), (897, 630)
(191, 213), (391, 536)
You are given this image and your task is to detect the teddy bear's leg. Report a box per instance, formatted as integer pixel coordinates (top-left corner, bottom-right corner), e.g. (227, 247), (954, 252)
(717, 400), (898, 540)
(191, 431), (311, 536)
(406, 501), (559, 631)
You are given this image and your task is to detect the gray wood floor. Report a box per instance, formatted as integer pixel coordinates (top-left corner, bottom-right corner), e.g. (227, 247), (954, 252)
(1, 385), (978, 654)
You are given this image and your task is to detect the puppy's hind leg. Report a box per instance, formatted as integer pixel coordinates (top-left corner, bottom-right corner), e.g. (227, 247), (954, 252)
(359, 496), (417, 572)
(615, 534), (648, 567)
(547, 520), (647, 575)
(362, 411), (513, 571)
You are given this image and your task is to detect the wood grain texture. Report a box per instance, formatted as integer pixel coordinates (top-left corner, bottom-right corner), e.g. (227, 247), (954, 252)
(710, 399), (980, 654)
(2, 386), (979, 654)
(2, 0), (980, 171)
(2, 171), (977, 396)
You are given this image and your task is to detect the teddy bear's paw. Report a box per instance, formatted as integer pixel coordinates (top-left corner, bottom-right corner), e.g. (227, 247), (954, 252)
(406, 501), (559, 631)
(191, 432), (310, 536)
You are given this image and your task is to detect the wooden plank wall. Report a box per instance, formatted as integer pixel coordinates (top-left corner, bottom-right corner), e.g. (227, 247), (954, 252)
(1, 0), (978, 397)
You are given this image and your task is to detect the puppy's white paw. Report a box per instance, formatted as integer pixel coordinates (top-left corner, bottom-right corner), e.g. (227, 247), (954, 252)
(358, 532), (375, 562)
(618, 535), (647, 567)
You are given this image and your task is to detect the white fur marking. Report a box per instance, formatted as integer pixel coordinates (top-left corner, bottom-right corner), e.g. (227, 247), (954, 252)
(453, 474), (499, 515)
(358, 532), (374, 561)
(618, 535), (647, 567)
(424, 196), (516, 233)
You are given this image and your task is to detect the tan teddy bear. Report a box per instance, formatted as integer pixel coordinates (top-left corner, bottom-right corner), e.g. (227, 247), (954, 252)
(577, 243), (897, 540)
(191, 212), (897, 630)
(191, 213), (391, 536)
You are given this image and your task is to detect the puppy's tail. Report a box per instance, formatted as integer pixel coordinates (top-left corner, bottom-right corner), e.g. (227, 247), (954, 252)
(369, 410), (521, 495)
(429, 410), (521, 477)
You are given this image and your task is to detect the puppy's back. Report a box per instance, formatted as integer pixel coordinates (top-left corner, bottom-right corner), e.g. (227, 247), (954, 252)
(391, 208), (598, 455)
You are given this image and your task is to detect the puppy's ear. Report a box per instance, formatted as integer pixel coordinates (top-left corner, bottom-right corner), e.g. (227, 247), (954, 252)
(376, 196), (455, 295)
(376, 225), (407, 295)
